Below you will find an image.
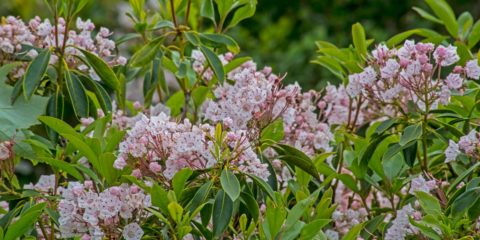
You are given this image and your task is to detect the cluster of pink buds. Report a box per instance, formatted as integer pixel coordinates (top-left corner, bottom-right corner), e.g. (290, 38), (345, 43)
(0, 16), (125, 83)
(57, 182), (150, 240)
(445, 130), (480, 162)
(346, 40), (480, 114)
(114, 112), (270, 181)
(281, 84), (333, 156)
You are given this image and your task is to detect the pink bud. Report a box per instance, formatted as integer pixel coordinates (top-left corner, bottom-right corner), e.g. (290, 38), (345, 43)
(132, 169), (142, 179)
(453, 66), (463, 73)
(84, 180), (93, 189)
(109, 186), (121, 196)
(148, 162), (162, 173)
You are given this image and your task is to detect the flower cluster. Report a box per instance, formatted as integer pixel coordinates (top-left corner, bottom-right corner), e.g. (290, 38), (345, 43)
(385, 204), (422, 240)
(24, 174), (56, 194)
(58, 182), (150, 239)
(346, 41), (480, 114)
(445, 130), (480, 162)
(202, 58), (298, 132)
(0, 16), (125, 83)
(114, 112), (270, 180)
(280, 85), (333, 156)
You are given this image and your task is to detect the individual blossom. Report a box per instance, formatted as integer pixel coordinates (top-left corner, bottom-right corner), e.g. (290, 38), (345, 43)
(465, 59), (480, 80)
(445, 130), (480, 161)
(122, 222), (144, 240)
(409, 175), (436, 195)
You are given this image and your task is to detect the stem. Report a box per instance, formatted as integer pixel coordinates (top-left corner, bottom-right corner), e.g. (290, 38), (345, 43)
(169, 0), (178, 28)
(185, 0), (192, 24)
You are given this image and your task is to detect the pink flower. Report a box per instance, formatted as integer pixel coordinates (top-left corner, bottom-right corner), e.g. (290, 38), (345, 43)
(148, 162), (162, 173)
(433, 45), (459, 66)
(465, 60), (480, 79)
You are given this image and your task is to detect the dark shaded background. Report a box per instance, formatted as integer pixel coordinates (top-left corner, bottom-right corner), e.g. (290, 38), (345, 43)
(2, 0), (480, 89)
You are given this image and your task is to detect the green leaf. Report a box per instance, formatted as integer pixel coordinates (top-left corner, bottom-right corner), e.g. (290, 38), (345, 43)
(200, 46), (225, 84)
(260, 119), (284, 145)
(451, 187), (480, 217)
(412, 7), (442, 24)
(188, 180), (213, 212)
(448, 162), (480, 194)
(200, 33), (240, 54)
(300, 219), (330, 239)
(212, 190), (234, 237)
(165, 91), (185, 116)
(191, 86), (210, 108)
(425, 0), (458, 37)
(200, 0), (215, 24)
(130, 37), (163, 67)
(457, 12), (473, 40)
(226, 0), (257, 30)
(415, 191), (441, 215)
(220, 169), (241, 201)
(78, 48), (119, 90)
(0, 63), (21, 83)
(65, 72), (89, 118)
(273, 144), (320, 181)
(224, 57), (251, 73)
(468, 20), (480, 48)
(240, 192), (259, 221)
(399, 124), (422, 146)
(4, 203), (46, 240)
(37, 157), (84, 181)
(352, 23), (367, 57)
(0, 83), (48, 137)
(168, 201), (184, 223)
(172, 168), (193, 200)
(402, 141), (417, 167)
(247, 174), (276, 203)
(79, 76), (112, 113)
(38, 116), (80, 138)
(342, 223), (364, 240)
(22, 49), (50, 100)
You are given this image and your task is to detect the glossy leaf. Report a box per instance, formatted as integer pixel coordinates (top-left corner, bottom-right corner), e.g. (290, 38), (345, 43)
(220, 169), (241, 201)
(78, 49), (119, 90)
(212, 190), (234, 237)
(22, 49), (50, 100)
(200, 46), (225, 84)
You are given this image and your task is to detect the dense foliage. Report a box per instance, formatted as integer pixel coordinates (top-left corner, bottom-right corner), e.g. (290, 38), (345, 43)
(2, 0), (480, 239)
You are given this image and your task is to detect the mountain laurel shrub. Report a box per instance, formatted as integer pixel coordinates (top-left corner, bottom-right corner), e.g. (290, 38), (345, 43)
(1, 0), (480, 239)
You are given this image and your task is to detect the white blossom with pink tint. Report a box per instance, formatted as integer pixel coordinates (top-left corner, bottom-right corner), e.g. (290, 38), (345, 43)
(115, 112), (270, 181)
(344, 41), (470, 114)
(445, 130), (480, 162)
(409, 175), (436, 195)
(385, 204), (420, 240)
(0, 16), (124, 84)
(58, 183), (150, 239)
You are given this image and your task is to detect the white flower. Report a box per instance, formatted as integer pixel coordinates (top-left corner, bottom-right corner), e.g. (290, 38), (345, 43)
(465, 59), (480, 80)
(445, 73), (463, 90)
(445, 140), (460, 163)
(122, 223), (144, 240)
